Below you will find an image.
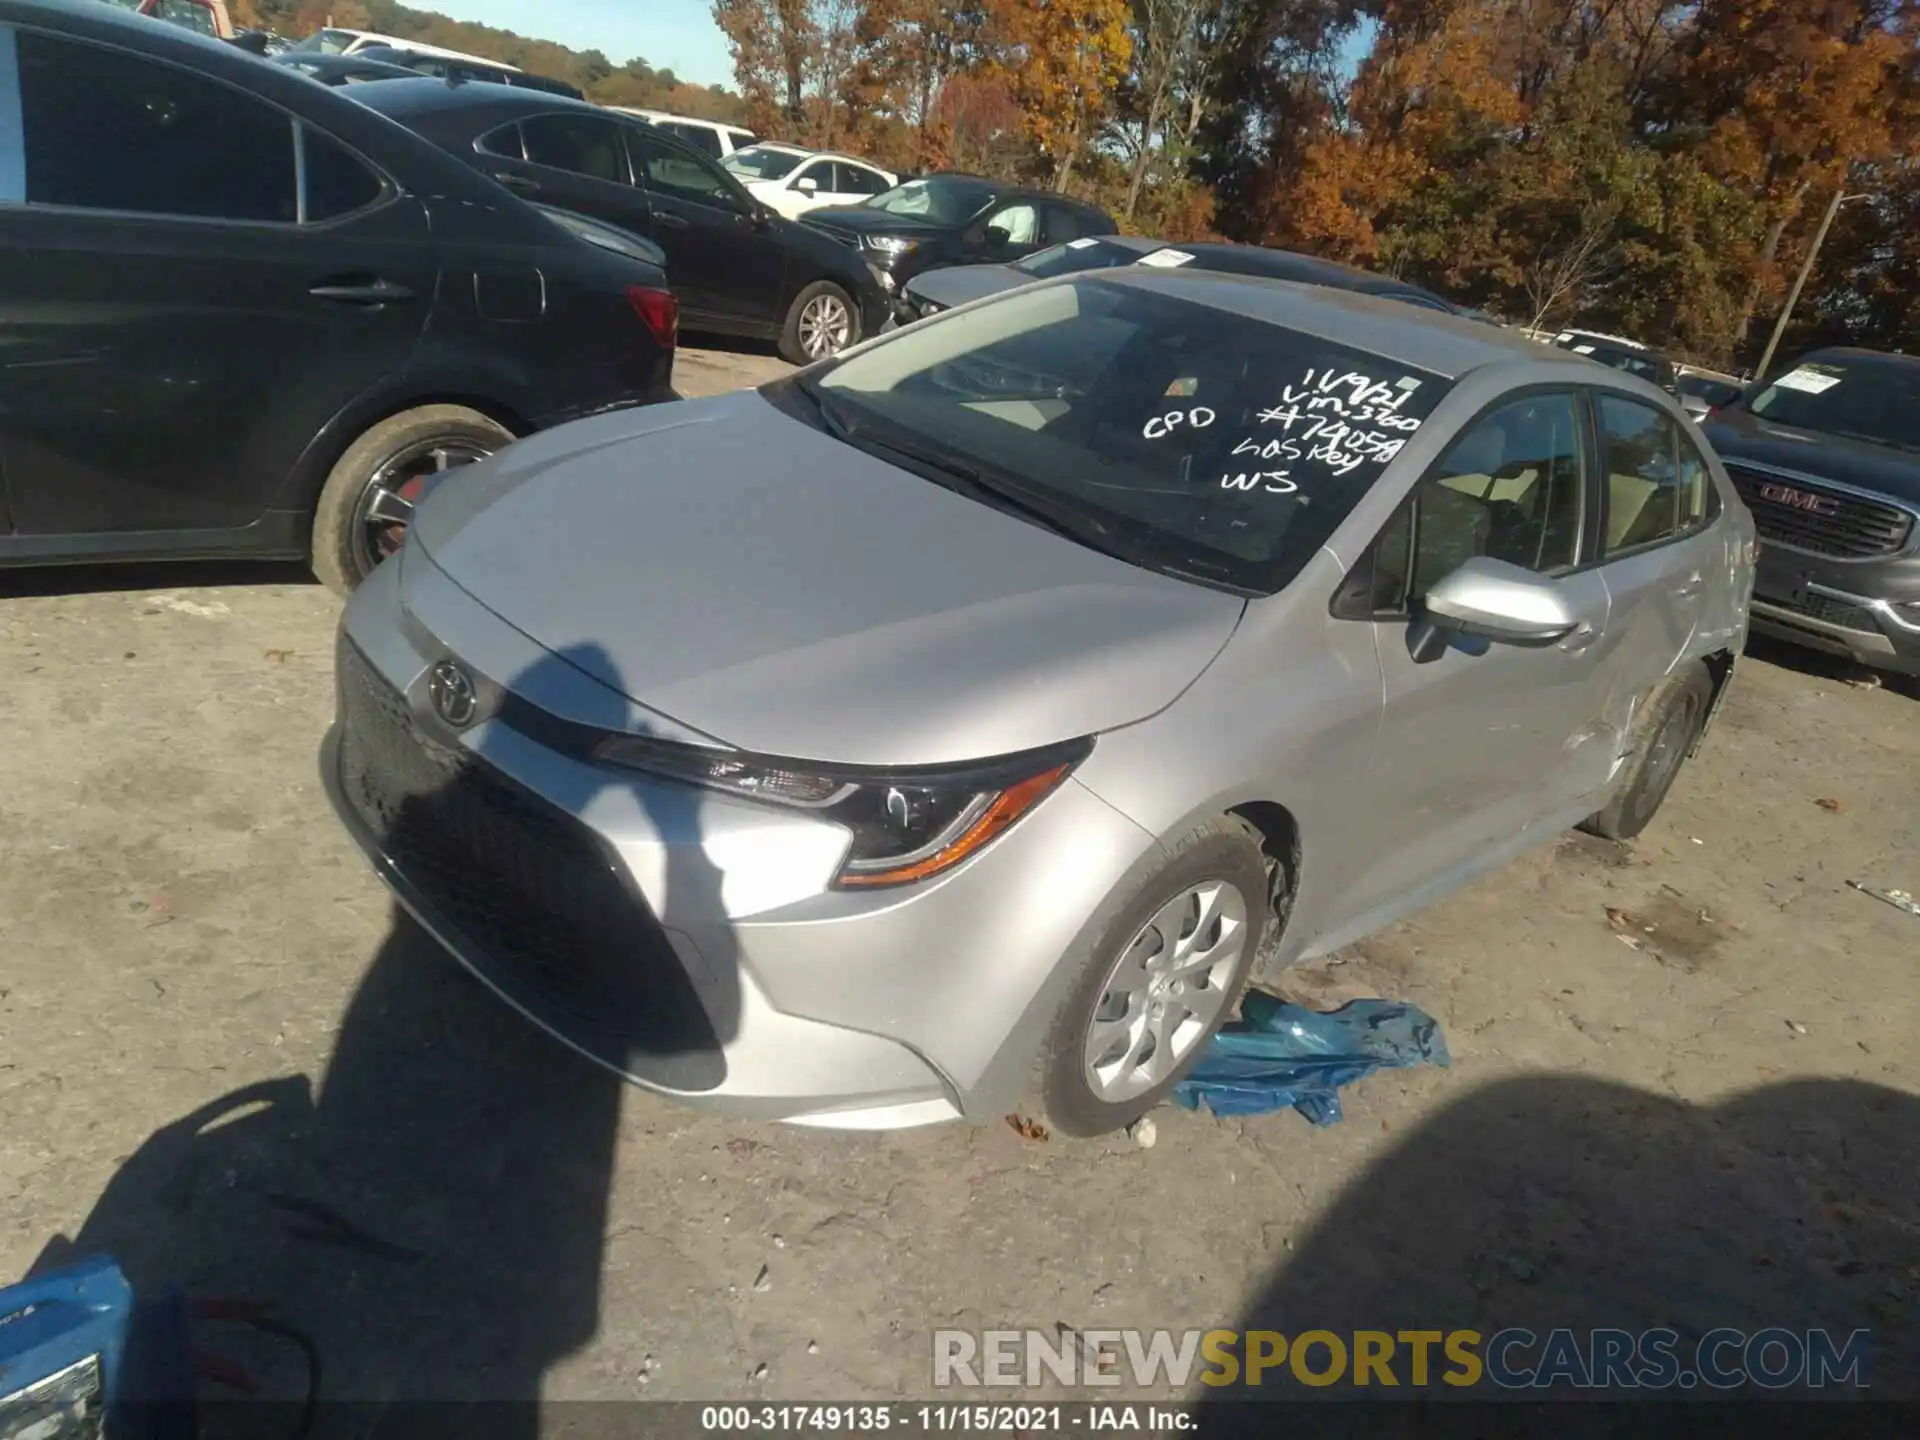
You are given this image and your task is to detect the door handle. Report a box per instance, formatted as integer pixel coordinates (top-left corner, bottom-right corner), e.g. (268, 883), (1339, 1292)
(491, 172), (539, 195)
(309, 279), (415, 306)
(655, 213), (690, 230)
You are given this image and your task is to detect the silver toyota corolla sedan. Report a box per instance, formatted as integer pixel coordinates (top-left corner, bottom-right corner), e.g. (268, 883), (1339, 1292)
(323, 272), (1756, 1136)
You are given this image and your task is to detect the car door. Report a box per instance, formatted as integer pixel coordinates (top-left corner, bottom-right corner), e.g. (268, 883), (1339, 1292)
(475, 111), (656, 239)
(1321, 389), (1621, 932)
(0, 26), (433, 539)
(626, 124), (785, 330)
(1587, 390), (1723, 740)
(780, 157), (836, 216)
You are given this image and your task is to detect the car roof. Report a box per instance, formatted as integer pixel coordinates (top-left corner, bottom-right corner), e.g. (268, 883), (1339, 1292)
(348, 75), (610, 122)
(1094, 269), (1569, 381)
(1791, 346), (1920, 371)
(1166, 242), (1452, 306)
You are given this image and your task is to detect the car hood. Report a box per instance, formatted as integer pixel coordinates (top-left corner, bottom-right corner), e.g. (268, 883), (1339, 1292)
(410, 390), (1244, 767)
(905, 264), (1028, 309)
(1704, 409), (1920, 507)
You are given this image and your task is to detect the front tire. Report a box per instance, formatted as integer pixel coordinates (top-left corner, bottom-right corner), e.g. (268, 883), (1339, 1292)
(1037, 817), (1270, 1137)
(779, 280), (860, 364)
(1580, 660), (1713, 841)
(310, 405), (512, 595)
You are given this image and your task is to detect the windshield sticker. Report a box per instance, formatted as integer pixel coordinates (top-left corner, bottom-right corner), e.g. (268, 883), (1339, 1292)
(1247, 368), (1425, 477)
(1138, 248), (1195, 268)
(1773, 367), (1842, 395)
(1067, 237), (1101, 249)
(1143, 406), (1216, 439)
(1573, 344), (1596, 354)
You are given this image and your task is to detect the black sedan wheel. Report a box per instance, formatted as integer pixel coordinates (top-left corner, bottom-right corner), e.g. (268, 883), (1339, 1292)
(311, 405), (513, 594)
(779, 280), (861, 364)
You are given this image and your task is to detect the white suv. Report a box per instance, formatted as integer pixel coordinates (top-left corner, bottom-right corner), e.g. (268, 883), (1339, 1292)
(722, 142), (897, 218)
(608, 109), (757, 159)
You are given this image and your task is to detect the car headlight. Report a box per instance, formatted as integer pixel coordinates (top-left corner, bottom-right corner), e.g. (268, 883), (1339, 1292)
(591, 735), (1089, 888)
(865, 235), (919, 256)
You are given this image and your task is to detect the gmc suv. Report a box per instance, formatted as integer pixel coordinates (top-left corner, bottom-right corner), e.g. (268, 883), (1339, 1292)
(1703, 348), (1920, 680)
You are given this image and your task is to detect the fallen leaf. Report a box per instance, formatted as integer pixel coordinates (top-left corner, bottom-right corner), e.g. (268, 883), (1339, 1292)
(1005, 1113), (1050, 1143)
(264, 648), (294, 664)
(1814, 797), (1845, 813)
(1604, 906), (1639, 932)
(724, 1137), (761, 1156)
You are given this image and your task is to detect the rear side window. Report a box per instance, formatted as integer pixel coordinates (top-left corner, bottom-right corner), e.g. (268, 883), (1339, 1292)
(1045, 204), (1086, 243)
(17, 33), (296, 222)
(302, 127), (383, 221)
(521, 114), (630, 184)
(477, 122), (525, 160)
(1595, 394), (1715, 556)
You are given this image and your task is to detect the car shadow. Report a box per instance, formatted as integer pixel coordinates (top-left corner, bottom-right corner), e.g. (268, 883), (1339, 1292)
(1742, 631), (1918, 700)
(0, 559), (319, 599)
(29, 642), (743, 1436)
(1195, 1075), (1918, 1420)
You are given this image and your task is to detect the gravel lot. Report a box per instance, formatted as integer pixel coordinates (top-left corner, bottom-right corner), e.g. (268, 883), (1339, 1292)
(2, 342), (1915, 1415)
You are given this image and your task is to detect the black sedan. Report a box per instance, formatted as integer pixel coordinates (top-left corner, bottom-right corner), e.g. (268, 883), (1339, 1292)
(0, 0), (676, 593)
(349, 81), (889, 362)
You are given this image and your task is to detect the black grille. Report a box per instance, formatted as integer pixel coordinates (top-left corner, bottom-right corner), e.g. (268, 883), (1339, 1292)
(1728, 465), (1915, 559)
(803, 220), (860, 249)
(1756, 590), (1879, 632)
(335, 644), (722, 1082)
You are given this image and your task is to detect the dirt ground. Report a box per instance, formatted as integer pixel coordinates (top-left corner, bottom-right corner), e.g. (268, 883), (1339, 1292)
(1, 342), (1915, 1415)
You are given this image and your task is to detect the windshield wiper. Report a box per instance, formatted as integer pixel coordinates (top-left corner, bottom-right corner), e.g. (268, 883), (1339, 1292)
(1828, 426), (1920, 455)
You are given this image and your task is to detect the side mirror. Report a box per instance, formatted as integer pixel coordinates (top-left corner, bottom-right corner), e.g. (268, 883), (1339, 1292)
(984, 225), (1011, 248)
(794, 175), (819, 194)
(1415, 556), (1582, 656)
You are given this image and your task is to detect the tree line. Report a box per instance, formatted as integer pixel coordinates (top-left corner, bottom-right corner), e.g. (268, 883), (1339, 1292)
(712, 1), (1920, 369)
(235, 0), (754, 120)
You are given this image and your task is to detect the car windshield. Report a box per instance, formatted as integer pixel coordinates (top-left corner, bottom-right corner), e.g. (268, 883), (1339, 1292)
(1741, 357), (1920, 453)
(806, 279), (1451, 594)
(1012, 238), (1146, 279)
(863, 175), (996, 223)
(723, 146), (807, 181)
(293, 29), (359, 54)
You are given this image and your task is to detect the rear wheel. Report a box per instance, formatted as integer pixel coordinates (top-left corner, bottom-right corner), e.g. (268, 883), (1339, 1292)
(1036, 817), (1269, 1137)
(311, 405), (512, 594)
(779, 280), (860, 364)
(1580, 660), (1713, 841)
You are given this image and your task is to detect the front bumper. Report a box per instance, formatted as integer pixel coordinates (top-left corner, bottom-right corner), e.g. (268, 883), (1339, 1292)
(1748, 545), (1920, 676)
(322, 551), (1157, 1128)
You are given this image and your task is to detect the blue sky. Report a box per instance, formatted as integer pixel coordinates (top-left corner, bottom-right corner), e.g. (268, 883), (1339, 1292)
(423, 3), (1378, 93)
(426, 1), (736, 86)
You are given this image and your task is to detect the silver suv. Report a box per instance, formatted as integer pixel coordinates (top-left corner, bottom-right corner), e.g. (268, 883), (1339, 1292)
(324, 273), (1756, 1136)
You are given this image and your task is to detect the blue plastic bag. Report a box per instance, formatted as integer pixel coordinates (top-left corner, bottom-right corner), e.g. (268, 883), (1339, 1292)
(1172, 990), (1450, 1125)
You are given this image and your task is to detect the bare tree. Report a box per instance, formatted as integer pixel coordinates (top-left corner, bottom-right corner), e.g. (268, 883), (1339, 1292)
(1523, 203), (1622, 329)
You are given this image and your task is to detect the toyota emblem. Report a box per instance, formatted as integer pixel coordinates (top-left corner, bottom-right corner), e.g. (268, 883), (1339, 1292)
(428, 659), (479, 728)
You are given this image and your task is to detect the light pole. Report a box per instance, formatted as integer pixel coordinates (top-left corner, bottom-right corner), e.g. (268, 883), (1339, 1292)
(1755, 184), (1871, 381)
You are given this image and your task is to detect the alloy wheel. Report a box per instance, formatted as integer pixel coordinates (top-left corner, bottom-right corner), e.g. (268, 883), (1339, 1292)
(1082, 880), (1248, 1103)
(1632, 691), (1702, 827)
(353, 437), (494, 576)
(798, 293), (853, 359)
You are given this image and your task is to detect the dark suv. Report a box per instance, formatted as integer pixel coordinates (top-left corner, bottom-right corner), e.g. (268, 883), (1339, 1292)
(800, 172), (1116, 317)
(1703, 348), (1920, 678)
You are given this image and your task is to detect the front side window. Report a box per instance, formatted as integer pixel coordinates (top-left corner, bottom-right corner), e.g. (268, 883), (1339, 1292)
(985, 203), (1039, 245)
(18, 33), (295, 222)
(1373, 392), (1586, 611)
(865, 175), (996, 223)
(723, 145), (805, 181)
(476, 122), (524, 160)
(303, 127), (383, 221)
(1013, 238), (1147, 280)
(521, 114), (629, 184)
(788, 159), (830, 192)
(631, 130), (740, 212)
(808, 279), (1451, 594)
(1596, 393), (1711, 555)
(834, 163), (886, 196)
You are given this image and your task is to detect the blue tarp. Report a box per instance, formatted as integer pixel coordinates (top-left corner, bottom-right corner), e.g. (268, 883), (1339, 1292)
(1172, 990), (1450, 1125)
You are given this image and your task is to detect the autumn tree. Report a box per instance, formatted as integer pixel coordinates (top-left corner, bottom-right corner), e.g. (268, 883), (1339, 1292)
(988, 0), (1133, 190)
